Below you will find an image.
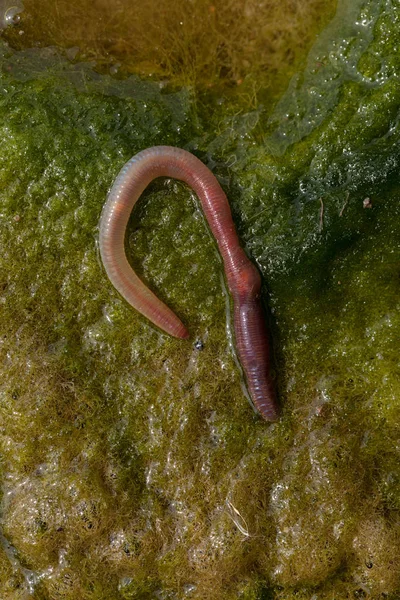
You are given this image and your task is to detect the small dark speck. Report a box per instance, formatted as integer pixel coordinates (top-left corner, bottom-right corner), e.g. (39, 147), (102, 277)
(363, 197), (372, 209)
(366, 561), (373, 569)
(194, 340), (204, 351)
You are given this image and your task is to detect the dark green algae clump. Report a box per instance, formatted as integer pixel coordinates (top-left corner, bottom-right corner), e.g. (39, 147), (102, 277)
(0, 0), (400, 598)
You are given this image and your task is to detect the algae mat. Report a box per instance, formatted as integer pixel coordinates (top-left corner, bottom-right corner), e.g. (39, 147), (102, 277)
(0, 0), (400, 598)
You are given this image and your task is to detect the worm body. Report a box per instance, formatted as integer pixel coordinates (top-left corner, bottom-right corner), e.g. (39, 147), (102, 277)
(99, 146), (279, 421)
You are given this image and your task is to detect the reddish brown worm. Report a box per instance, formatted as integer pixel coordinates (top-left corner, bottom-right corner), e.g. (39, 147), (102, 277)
(99, 146), (279, 421)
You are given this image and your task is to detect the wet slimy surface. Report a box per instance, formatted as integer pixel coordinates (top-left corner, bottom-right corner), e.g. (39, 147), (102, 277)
(0, 0), (400, 597)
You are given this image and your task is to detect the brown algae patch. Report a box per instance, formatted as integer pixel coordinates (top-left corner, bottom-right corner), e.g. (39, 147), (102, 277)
(0, 0), (400, 598)
(2, 0), (336, 103)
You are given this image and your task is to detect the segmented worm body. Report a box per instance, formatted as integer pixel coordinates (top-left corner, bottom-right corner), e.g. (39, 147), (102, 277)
(99, 146), (279, 421)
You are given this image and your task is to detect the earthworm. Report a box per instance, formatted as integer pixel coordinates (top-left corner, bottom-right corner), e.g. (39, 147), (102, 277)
(99, 146), (279, 421)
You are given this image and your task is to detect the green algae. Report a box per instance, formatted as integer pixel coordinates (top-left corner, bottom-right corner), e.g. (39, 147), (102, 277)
(0, 0), (400, 598)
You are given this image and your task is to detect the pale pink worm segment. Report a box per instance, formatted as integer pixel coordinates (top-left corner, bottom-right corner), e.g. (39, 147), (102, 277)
(99, 146), (279, 421)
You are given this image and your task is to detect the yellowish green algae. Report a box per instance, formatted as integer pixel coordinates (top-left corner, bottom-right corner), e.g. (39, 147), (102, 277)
(0, 0), (400, 599)
(1, 0), (336, 103)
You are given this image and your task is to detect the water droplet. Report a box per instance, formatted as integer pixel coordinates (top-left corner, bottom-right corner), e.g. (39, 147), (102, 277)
(4, 6), (22, 26)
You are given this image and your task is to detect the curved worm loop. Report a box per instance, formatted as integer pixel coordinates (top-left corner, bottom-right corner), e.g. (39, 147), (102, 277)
(99, 146), (279, 421)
